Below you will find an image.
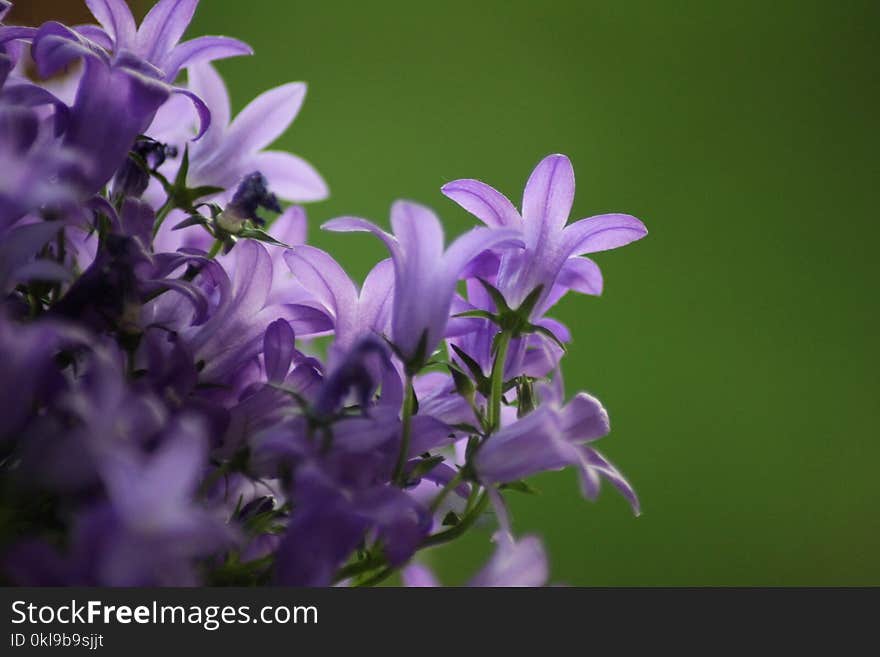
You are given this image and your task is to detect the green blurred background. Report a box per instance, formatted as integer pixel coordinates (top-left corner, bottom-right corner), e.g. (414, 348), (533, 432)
(18, 1), (879, 584)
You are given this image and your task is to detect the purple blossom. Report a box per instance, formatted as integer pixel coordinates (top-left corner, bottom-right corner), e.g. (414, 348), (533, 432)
(162, 62), (327, 202)
(324, 200), (522, 369)
(475, 388), (640, 515)
(0, 103), (84, 228)
(442, 154), (647, 314)
(403, 534), (549, 587)
(173, 240), (332, 383)
(78, 0), (251, 82)
(283, 245), (394, 357)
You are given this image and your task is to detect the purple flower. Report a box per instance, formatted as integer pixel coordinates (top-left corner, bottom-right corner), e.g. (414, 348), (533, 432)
(9, 415), (232, 586)
(175, 240), (331, 383)
(283, 245), (394, 357)
(442, 154), (647, 314)
(468, 534), (549, 587)
(44, 54), (171, 194)
(0, 104), (84, 228)
(160, 62), (327, 202)
(403, 533), (549, 587)
(27, 1), (251, 194)
(324, 201), (522, 370)
(474, 389), (640, 514)
(77, 0), (251, 82)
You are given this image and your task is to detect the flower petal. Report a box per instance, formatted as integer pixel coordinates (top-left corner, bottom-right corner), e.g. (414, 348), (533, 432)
(390, 199), (445, 267)
(282, 245), (358, 325)
(556, 256), (603, 296)
(185, 62), (229, 151)
(74, 24), (113, 50)
(402, 563), (440, 587)
(269, 205), (307, 246)
(562, 213), (647, 256)
(474, 405), (571, 484)
(441, 178), (522, 228)
(522, 153), (575, 243)
(31, 22), (107, 78)
(560, 392), (610, 442)
(443, 226), (523, 281)
(469, 534), (549, 587)
(357, 258), (395, 336)
(161, 35), (253, 82)
(250, 150), (328, 203)
(580, 447), (640, 516)
(137, 0), (198, 63)
(85, 0), (136, 50)
(165, 86), (209, 141)
(322, 216), (401, 262)
(226, 82), (306, 155)
(263, 318), (295, 383)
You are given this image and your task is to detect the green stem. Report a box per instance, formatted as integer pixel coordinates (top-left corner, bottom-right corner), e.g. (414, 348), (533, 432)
(421, 492), (489, 548)
(332, 490), (490, 586)
(487, 330), (512, 432)
(333, 554), (387, 584)
(429, 470), (463, 514)
(354, 565), (396, 587)
(207, 239), (223, 259)
(151, 199), (175, 239)
(392, 374), (415, 486)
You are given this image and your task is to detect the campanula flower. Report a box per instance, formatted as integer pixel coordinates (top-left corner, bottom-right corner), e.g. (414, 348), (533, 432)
(324, 200), (522, 370)
(442, 153), (647, 314)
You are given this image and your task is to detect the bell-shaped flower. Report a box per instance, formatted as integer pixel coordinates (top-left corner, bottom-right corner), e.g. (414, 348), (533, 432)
(283, 245), (394, 358)
(474, 390), (640, 515)
(175, 240), (332, 383)
(442, 153), (647, 315)
(402, 533), (549, 587)
(324, 200), (522, 371)
(40, 0), (251, 83)
(164, 62), (327, 202)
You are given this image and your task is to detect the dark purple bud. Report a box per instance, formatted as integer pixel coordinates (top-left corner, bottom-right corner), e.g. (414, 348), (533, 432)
(51, 235), (144, 337)
(112, 137), (175, 201)
(313, 336), (391, 418)
(219, 172), (281, 231)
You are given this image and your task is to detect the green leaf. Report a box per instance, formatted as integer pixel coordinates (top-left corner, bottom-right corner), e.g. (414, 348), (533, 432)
(526, 323), (568, 352)
(452, 309), (499, 323)
(238, 228), (290, 248)
(174, 145), (190, 190)
(477, 278), (512, 314)
(409, 455), (445, 480)
(441, 511), (460, 526)
(450, 422), (482, 435)
(172, 214), (208, 231)
(449, 344), (488, 387)
(517, 284), (544, 319)
(189, 185), (225, 201)
(517, 377), (537, 418)
(448, 364), (476, 400)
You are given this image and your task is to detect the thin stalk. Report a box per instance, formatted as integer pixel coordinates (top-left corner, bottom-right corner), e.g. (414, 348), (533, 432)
(151, 199), (175, 239)
(392, 374), (415, 486)
(421, 492), (489, 548)
(207, 239), (223, 259)
(487, 330), (512, 432)
(429, 470), (464, 514)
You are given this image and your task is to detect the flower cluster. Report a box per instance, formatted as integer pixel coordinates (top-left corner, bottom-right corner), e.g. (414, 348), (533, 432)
(0, 0), (647, 587)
